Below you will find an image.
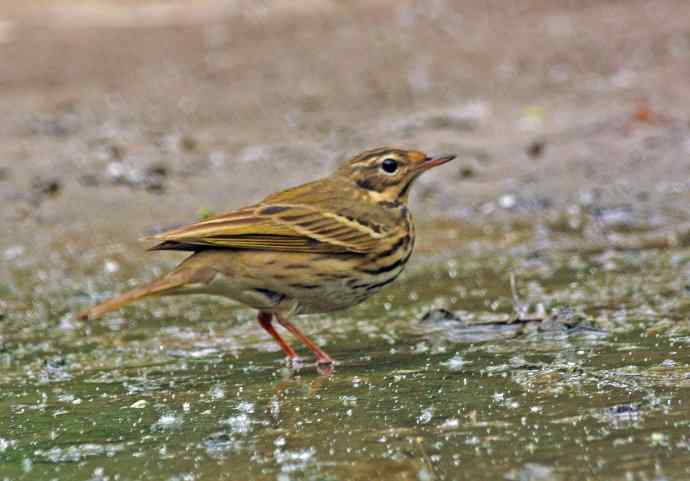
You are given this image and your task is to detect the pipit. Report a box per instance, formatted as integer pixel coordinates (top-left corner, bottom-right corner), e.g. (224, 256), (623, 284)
(79, 147), (455, 365)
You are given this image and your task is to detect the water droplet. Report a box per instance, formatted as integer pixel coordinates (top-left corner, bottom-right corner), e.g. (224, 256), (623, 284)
(498, 194), (517, 209)
(4, 245), (25, 261)
(440, 418), (460, 430)
(104, 259), (120, 274)
(221, 414), (252, 434)
(237, 401), (255, 414)
(418, 467), (433, 481)
(209, 385), (225, 400)
(0, 438), (16, 452)
(340, 395), (358, 406)
(442, 354), (466, 371)
(416, 407), (433, 424)
(153, 413), (183, 430)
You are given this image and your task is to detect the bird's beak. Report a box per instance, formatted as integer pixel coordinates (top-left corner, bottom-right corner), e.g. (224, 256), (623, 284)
(415, 154), (456, 172)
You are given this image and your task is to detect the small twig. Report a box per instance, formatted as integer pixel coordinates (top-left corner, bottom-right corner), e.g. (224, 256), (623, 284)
(510, 272), (545, 323)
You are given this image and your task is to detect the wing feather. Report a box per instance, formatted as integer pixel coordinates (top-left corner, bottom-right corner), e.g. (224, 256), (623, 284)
(146, 203), (388, 253)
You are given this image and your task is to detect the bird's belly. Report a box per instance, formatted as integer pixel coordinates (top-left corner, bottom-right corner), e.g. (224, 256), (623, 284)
(284, 281), (375, 314)
(199, 274), (279, 310)
(202, 271), (376, 314)
(282, 259), (408, 314)
(187, 247), (410, 314)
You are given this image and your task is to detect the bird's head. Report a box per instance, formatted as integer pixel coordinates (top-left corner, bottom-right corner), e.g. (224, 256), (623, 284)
(337, 147), (456, 204)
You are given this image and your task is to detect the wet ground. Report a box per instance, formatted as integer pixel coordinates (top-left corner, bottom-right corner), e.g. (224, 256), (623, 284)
(1, 225), (690, 481)
(2, 1), (690, 480)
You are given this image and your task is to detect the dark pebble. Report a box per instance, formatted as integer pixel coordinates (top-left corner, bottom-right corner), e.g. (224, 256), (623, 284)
(144, 176), (166, 193)
(181, 135), (198, 152)
(610, 404), (638, 414)
(143, 163), (168, 193)
(459, 166), (475, 178)
(31, 177), (62, 197)
(43, 356), (68, 369)
(420, 308), (463, 324)
(146, 163), (168, 177)
(527, 140), (545, 159)
(105, 144), (125, 161)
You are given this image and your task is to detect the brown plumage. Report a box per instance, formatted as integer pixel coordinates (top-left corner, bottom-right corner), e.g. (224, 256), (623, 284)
(78, 147), (455, 365)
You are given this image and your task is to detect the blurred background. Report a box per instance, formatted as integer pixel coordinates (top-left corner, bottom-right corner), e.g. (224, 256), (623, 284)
(1, 2), (690, 481)
(2, 0), (689, 253)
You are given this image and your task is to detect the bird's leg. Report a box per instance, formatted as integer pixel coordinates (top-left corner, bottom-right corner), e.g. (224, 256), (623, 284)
(257, 311), (298, 361)
(275, 312), (335, 365)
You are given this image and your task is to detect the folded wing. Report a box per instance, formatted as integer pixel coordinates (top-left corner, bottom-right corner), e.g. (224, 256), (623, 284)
(146, 203), (386, 254)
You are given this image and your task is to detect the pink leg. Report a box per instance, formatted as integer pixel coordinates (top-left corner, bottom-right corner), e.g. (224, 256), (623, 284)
(275, 313), (335, 365)
(257, 311), (298, 360)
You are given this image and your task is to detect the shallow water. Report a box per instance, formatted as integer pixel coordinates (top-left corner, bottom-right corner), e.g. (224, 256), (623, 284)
(1, 236), (689, 480)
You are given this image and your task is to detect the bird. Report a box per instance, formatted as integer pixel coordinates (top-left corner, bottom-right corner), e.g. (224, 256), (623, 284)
(78, 147), (455, 365)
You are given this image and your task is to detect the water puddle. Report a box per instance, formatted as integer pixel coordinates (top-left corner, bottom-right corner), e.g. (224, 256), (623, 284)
(1, 228), (689, 480)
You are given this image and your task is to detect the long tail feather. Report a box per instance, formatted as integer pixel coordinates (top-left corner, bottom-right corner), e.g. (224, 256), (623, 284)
(78, 277), (184, 321)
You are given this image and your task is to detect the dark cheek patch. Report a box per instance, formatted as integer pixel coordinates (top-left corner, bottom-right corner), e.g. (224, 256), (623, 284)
(356, 178), (384, 192)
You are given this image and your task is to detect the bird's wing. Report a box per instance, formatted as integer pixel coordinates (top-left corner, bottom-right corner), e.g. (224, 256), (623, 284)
(145, 203), (386, 253)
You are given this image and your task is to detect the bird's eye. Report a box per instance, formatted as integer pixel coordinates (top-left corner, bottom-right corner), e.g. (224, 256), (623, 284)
(381, 158), (398, 174)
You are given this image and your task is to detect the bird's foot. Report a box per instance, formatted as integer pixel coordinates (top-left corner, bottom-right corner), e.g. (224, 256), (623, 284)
(316, 363), (334, 377)
(316, 353), (335, 366)
(284, 355), (304, 369)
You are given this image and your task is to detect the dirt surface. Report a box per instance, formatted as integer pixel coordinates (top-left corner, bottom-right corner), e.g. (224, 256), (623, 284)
(1, 0), (690, 264)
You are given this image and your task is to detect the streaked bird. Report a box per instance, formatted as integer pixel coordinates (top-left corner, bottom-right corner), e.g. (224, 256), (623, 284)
(78, 147), (455, 365)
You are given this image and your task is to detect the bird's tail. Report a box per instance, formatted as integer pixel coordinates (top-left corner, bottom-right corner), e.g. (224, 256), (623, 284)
(77, 255), (216, 321)
(77, 277), (184, 320)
